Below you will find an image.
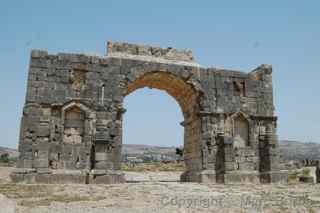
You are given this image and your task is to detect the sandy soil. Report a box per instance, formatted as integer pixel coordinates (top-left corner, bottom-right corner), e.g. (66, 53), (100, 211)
(0, 166), (14, 183)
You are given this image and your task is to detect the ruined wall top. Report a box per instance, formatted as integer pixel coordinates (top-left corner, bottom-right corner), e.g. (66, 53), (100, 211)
(107, 41), (199, 67)
(29, 41), (274, 79)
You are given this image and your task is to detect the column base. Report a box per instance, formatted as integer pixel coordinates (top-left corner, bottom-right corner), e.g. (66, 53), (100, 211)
(181, 170), (217, 183)
(222, 171), (260, 184)
(89, 170), (125, 184)
(260, 170), (288, 184)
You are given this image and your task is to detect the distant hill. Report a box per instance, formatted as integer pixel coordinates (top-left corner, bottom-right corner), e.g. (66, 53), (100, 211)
(124, 141), (320, 161)
(1, 140), (320, 161)
(122, 144), (178, 155)
(0, 146), (19, 158)
(279, 140), (320, 161)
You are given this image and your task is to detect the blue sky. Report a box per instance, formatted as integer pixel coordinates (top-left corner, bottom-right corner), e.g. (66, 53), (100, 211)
(0, 0), (319, 148)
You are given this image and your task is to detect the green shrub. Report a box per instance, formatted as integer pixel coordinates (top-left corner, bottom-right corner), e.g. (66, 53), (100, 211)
(0, 153), (9, 163)
(302, 168), (311, 177)
(288, 173), (298, 183)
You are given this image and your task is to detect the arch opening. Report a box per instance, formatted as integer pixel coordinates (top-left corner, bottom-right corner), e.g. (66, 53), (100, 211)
(125, 72), (198, 119)
(122, 72), (203, 174)
(123, 88), (184, 147)
(123, 88), (185, 173)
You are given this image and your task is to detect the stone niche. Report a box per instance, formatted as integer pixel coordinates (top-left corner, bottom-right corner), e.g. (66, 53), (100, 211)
(233, 113), (249, 147)
(11, 41), (287, 184)
(63, 106), (85, 144)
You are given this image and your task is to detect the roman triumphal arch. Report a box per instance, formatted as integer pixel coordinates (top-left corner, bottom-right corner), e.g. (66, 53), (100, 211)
(11, 41), (287, 184)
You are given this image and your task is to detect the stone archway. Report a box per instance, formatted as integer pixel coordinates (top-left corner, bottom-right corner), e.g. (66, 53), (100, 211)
(13, 41), (287, 184)
(121, 71), (204, 180)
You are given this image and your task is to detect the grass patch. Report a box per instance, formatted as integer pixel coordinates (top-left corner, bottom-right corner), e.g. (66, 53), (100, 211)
(0, 184), (105, 207)
(18, 194), (104, 207)
(302, 168), (311, 177)
(0, 184), (53, 199)
(121, 162), (185, 172)
(288, 173), (298, 184)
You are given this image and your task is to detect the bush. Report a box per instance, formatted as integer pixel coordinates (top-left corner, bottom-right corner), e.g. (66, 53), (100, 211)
(0, 153), (9, 163)
(302, 168), (311, 177)
(288, 173), (299, 184)
(175, 148), (183, 157)
(121, 162), (185, 172)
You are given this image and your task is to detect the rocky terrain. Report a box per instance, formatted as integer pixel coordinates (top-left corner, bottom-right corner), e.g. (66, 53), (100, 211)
(1, 167), (320, 212)
(1, 141), (320, 212)
(279, 140), (320, 161)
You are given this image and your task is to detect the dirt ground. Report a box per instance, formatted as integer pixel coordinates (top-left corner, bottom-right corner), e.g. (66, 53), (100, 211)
(1, 167), (320, 213)
(0, 166), (14, 183)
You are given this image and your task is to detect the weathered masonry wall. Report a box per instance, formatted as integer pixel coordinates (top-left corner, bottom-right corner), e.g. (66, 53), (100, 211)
(11, 41), (287, 184)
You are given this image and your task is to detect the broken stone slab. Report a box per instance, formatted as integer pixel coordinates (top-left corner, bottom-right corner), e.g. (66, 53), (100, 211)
(107, 41), (195, 62)
(299, 176), (314, 183)
(37, 168), (53, 174)
(0, 194), (16, 213)
(12, 168), (36, 174)
(89, 171), (125, 184)
(223, 171), (261, 184)
(91, 169), (107, 175)
(52, 169), (86, 175)
(90, 169), (124, 175)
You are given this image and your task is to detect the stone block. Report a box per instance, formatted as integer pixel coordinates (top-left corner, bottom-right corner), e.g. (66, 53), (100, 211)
(89, 171), (125, 184)
(224, 171), (260, 184)
(33, 158), (49, 168)
(225, 162), (235, 171)
(260, 171), (288, 184)
(95, 152), (108, 161)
